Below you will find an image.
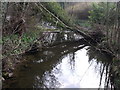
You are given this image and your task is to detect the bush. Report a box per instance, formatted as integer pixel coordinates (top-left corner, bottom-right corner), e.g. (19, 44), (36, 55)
(88, 2), (118, 25)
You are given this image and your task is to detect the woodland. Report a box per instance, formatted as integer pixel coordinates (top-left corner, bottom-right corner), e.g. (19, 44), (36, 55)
(1, 2), (120, 89)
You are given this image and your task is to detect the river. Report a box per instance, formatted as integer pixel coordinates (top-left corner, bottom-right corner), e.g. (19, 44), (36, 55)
(3, 41), (109, 88)
(3, 31), (114, 88)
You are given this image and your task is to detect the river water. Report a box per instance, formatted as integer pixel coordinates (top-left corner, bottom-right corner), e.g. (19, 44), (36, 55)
(4, 41), (108, 88)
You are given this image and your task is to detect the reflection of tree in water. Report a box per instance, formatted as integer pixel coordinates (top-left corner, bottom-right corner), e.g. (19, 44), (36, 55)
(33, 71), (61, 88)
(31, 52), (63, 88)
(32, 44), (119, 89)
(21, 42), (84, 88)
(33, 45), (84, 88)
(68, 52), (75, 70)
(87, 46), (120, 89)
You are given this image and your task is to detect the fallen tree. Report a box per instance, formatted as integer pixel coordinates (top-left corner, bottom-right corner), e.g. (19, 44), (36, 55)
(35, 2), (115, 58)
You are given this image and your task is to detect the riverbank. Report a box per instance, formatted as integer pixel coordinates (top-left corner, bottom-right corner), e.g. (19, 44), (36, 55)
(2, 25), (59, 79)
(2, 18), (120, 88)
(1, 21), (107, 80)
(2, 21), (90, 81)
(2, 23), (120, 89)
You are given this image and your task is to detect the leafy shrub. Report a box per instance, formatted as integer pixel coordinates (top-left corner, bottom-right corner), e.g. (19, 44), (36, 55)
(88, 2), (119, 25)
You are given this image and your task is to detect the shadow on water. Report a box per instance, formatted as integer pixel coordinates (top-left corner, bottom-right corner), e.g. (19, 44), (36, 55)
(3, 31), (117, 89)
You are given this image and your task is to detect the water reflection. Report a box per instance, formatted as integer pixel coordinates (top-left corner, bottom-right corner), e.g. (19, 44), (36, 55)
(87, 46), (114, 88)
(4, 41), (112, 88)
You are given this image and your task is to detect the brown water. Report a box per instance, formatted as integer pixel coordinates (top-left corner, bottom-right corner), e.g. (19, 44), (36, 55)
(4, 41), (108, 88)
